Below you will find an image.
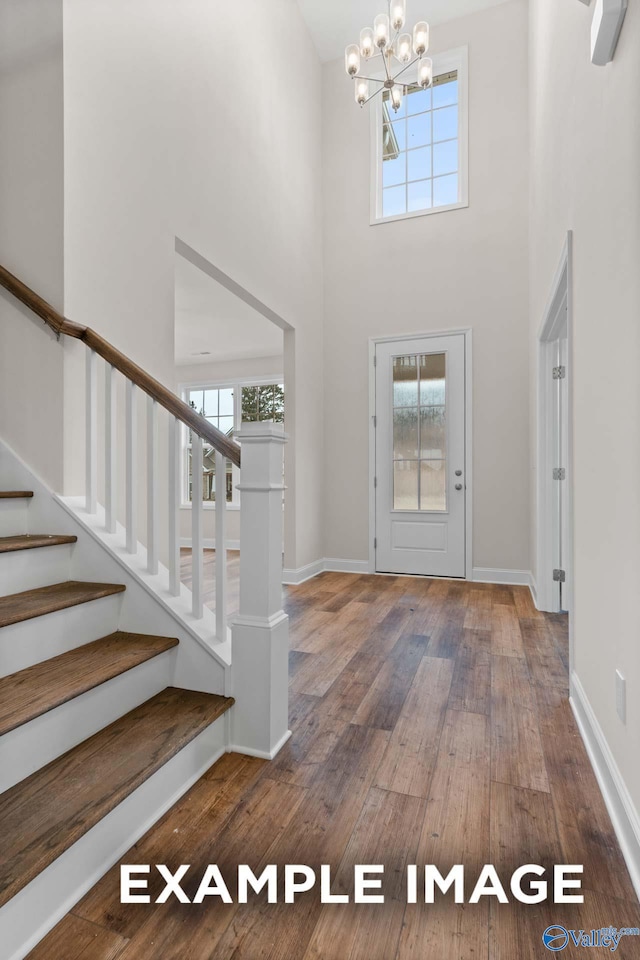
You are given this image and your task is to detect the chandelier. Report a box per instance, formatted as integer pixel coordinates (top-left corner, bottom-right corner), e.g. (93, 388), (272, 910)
(344, 1), (431, 113)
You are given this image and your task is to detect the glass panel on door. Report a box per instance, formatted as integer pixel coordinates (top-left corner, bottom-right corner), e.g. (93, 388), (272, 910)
(392, 352), (447, 511)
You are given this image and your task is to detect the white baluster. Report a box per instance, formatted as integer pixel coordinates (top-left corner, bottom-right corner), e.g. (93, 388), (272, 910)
(85, 349), (97, 514)
(168, 416), (181, 596)
(215, 450), (227, 640)
(126, 380), (137, 554)
(147, 396), (158, 574)
(191, 434), (204, 619)
(104, 364), (117, 533)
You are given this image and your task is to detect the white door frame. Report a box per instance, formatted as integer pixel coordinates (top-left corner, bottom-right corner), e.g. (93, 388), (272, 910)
(368, 329), (473, 579)
(536, 232), (574, 642)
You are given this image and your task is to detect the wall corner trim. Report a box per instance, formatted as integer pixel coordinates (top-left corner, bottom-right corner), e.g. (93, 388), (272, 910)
(570, 671), (640, 901)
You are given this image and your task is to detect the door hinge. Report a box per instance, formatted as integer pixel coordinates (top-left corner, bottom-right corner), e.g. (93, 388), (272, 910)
(553, 467), (566, 481)
(552, 366), (566, 380)
(374, 476), (378, 488)
(373, 415), (377, 428)
(553, 568), (566, 583)
(373, 355), (377, 367)
(374, 537), (377, 549)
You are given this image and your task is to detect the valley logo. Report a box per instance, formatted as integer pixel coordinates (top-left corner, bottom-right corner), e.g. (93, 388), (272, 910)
(542, 924), (640, 952)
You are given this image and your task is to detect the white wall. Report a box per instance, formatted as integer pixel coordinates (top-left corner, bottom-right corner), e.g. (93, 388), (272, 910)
(61, 0), (324, 570)
(321, 0), (530, 570)
(0, 0), (65, 491)
(529, 0), (640, 817)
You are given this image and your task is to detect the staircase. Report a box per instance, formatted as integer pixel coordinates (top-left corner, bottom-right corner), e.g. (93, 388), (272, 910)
(0, 487), (233, 960)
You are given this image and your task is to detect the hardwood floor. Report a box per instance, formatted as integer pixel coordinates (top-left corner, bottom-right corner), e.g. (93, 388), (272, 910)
(27, 572), (640, 959)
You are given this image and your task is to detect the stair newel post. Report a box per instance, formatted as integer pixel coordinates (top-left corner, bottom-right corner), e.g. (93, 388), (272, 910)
(231, 421), (290, 757)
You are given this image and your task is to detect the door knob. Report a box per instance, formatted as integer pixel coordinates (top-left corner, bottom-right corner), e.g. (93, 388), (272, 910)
(455, 483), (463, 491)
(455, 470), (462, 476)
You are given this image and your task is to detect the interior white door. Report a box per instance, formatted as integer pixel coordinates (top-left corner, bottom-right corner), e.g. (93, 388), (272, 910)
(375, 334), (466, 577)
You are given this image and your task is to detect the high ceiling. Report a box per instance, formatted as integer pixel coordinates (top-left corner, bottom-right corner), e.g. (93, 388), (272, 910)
(297, 0), (511, 62)
(174, 255), (283, 366)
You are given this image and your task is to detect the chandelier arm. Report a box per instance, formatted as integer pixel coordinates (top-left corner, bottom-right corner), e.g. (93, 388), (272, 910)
(362, 84), (386, 106)
(355, 74), (386, 83)
(390, 55), (420, 84)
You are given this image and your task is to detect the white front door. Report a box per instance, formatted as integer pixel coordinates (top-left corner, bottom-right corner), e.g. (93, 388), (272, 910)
(374, 334), (467, 577)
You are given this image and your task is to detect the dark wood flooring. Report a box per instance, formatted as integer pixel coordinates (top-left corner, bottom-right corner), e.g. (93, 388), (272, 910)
(26, 573), (640, 959)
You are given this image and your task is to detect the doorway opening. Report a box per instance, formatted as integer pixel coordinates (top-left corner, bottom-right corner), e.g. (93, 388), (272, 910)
(537, 232), (573, 624)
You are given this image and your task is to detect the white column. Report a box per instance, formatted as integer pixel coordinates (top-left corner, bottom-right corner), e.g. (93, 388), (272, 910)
(125, 380), (137, 554)
(230, 422), (289, 758)
(146, 396), (158, 575)
(191, 434), (204, 619)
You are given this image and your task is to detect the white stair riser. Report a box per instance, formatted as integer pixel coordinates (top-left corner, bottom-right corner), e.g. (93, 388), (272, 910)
(0, 544), (74, 595)
(0, 502), (29, 537)
(0, 594), (123, 677)
(0, 718), (228, 960)
(0, 650), (177, 793)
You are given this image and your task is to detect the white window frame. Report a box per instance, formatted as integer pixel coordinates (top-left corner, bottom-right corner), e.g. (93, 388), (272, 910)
(180, 375), (284, 509)
(370, 46), (469, 226)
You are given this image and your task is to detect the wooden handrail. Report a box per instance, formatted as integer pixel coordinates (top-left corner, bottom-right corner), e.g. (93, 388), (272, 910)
(0, 263), (241, 467)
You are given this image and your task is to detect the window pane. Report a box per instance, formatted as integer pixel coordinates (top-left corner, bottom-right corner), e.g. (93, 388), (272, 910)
(256, 385), (271, 419)
(433, 173), (459, 206)
(433, 105), (458, 143)
(433, 140), (458, 176)
(393, 355), (418, 406)
(204, 390), (218, 417)
(420, 353), (446, 403)
(241, 386), (259, 421)
(394, 460), (419, 510)
(383, 185), (406, 218)
(218, 416), (234, 435)
(407, 146), (431, 182)
(407, 113), (430, 148)
(189, 390), (204, 415)
(407, 87), (431, 115)
(408, 179), (432, 212)
(420, 406), (446, 456)
(433, 79), (458, 108)
(218, 388), (234, 416)
(420, 460), (446, 511)
(393, 407), (419, 459)
(388, 120), (406, 152)
(383, 152), (406, 188)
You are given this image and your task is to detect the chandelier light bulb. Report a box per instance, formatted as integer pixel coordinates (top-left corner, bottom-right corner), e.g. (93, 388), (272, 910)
(397, 33), (412, 64)
(390, 84), (403, 113)
(360, 27), (375, 59)
(391, 0), (407, 31)
(374, 13), (390, 49)
(417, 56), (433, 88)
(345, 43), (361, 77)
(413, 20), (430, 56)
(355, 79), (369, 105)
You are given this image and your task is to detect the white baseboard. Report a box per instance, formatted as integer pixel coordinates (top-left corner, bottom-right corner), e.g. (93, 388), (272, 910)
(324, 557), (370, 575)
(180, 538), (240, 551)
(472, 567), (533, 587)
(228, 728), (292, 760)
(283, 561), (535, 588)
(570, 671), (640, 902)
(282, 559), (325, 585)
(282, 558), (369, 585)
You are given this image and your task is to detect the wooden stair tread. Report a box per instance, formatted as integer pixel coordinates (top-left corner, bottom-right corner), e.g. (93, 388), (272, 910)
(0, 632), (179, 736)
(0, 581), (126, 628)
(0, 491), (33, 499)
(0, 534), (78, 554)
(0, 687), (234, 908)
